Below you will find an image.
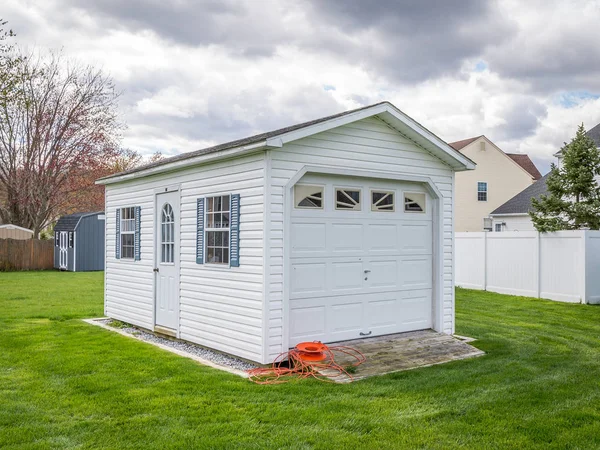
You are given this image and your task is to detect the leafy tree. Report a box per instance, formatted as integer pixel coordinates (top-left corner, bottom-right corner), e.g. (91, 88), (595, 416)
(530, 124), (600, 231)
(0, 48), (124, 237)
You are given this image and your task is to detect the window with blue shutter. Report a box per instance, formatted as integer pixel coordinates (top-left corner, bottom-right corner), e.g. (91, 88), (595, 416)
(229, 194), (240, 267)
(134, 206), (141, 261)
(196, 198), (204, 264)
(115, 208), (121, 259)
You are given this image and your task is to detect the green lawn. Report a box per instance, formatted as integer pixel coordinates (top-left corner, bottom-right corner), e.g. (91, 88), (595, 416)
(1, 272), (600, 449)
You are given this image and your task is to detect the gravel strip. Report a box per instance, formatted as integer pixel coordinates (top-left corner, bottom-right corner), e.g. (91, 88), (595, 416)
(98, 319), (258, 372)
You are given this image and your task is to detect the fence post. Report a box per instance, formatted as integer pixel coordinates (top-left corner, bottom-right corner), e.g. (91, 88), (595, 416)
(535, 231), (541, 299)
(483, 231), (488, 291)
(581, 230), (588, 304)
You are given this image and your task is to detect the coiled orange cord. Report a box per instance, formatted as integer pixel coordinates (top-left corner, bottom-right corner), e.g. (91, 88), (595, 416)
(247, 343), (366, 384)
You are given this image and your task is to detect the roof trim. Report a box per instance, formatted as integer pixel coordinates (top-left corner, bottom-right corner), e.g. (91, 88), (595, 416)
(0, 224), (34, 233)
(97, 101), (475, 186)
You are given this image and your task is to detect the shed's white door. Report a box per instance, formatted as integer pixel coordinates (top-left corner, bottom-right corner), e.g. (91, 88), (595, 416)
(59, 231), (68, 270)
(155, 191), (180, 330)
(289, 175), (433, 346)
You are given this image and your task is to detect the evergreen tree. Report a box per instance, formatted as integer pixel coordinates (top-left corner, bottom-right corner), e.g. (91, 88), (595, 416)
(530, 124), (600, 231)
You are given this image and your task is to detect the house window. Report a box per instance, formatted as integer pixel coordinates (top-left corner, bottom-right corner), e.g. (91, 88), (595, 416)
(477, 182), (487, 202)
(205, 195), (230, 264)
(495, 223), (503, 232)
(120, 207), (136, 259)
(371, 191), (394, 212)
(294, 185), (324, 209)
(161, 203), (175, 263)
(68, 232), (74, 248)
(335, 188), (361, 210)
(404, 193), (426, 213)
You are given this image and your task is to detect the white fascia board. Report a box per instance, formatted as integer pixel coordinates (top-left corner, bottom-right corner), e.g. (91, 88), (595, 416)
(489, 213), (531, 217)
(96, 141), (269, 185)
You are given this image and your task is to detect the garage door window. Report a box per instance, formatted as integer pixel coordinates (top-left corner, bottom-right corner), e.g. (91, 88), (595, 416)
(295, 185), (323, 209)
(335, 188), (361, 210)
(371, 191), (394, 212)
(404, 193), (426, 213)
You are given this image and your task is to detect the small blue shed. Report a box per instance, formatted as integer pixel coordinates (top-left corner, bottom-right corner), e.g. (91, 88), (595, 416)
(54, 212), (105, 271)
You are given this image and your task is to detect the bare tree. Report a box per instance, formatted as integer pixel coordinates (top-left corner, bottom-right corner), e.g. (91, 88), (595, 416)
(0, 49), (123, 236)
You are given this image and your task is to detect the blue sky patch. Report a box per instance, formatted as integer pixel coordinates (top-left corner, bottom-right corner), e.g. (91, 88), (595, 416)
(474, 61), (488, 72)
(323, 85), (336, 91)
(557, 91), (600, 108)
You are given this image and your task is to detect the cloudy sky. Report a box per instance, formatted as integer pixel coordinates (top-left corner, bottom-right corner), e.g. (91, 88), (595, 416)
(4, 0), (600, 173)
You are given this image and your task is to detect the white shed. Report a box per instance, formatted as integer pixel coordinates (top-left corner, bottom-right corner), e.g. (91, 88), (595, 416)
(97, 102), (475, 364)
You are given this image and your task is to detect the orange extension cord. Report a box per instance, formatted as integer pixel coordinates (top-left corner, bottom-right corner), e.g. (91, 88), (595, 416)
(247, 343), (366, 384)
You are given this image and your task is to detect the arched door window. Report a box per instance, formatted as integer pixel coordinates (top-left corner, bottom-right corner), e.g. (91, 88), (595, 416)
(161, 203), (175, 263)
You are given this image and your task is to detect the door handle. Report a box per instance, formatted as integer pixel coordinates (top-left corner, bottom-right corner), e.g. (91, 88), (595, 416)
(360, 331), (372, 337)
(364, 269), (371, 273)
(153, 268), (159, 273)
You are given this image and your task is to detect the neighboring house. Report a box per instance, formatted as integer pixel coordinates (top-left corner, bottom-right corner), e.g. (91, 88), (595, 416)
(492, 122), (600, 232)
(489, 174), (549, 231)
(449, 135), (541, 232)
(96, 101), (475, 365)
(54, 212), (105, 272)
(0, 224), (34, 240)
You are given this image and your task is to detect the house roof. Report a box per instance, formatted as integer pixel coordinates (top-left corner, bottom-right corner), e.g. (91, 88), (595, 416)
(448, 135), (541, 180)
(506, 153), (542, 180)
(490, 173), (550, 215)
(97, 101), (475, 185)
(54, 212), (104, 232)
(448, 136), (482, 151)
(0, 224), (33, 233)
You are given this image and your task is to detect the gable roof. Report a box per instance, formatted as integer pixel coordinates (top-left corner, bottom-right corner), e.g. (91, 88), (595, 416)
(506, 154), (542, 180)
(54, 212), (104, 232)
(490, 173), (549, 215)
(448, 136), (482, 151)
(449, 135), (541, 180)
(0, 224), (33, 234)
(97, 101), (475, 185)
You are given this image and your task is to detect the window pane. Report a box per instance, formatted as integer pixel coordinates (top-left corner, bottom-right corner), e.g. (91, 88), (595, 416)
(295, 185), (324, 209)
(336, 189), (360, 210)
(372, 191), (394, 211)
(222, 212), (230, 227)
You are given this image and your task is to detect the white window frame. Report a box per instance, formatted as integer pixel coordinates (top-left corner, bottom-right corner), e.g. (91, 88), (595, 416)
(205, 195), (231, 266)
(120, 206), (136, 260)
(335, 187), (361, 211)
(371, 190), (395, 212)
(477, 182), (488, 202)
(294, 184), (324, 209)
(160, 203), (175, 264)
(495, 223), (503, 232)
(404, 192), (426, 213)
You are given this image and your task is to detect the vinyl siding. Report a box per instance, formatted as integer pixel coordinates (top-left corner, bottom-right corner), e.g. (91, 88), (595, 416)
(265, 116), (455, 360)
(104, 153), (266, 362)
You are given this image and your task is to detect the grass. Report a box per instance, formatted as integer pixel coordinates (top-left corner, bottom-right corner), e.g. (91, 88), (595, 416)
(1, 272), (600, 449)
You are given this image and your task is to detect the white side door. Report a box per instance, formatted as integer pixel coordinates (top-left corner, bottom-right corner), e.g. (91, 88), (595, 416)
(59, 231), (68, 269)
(154, 191), (180, 331)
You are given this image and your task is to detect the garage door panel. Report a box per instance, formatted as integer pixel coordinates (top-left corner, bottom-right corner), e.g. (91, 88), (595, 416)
(401, 257), (433, 289)
(291, 222), (326, 254)
(400, 222), (433, 254)
(367, 224), (398, 252)
(289, 305), (326, 342)
(331, 223), (364, 252)
(367, 259), (398, 289)
(331, 261), (364, 291)
(399, 289), (432, 329)
(291, 263), (327, 295)
(329, 302), (363, 334)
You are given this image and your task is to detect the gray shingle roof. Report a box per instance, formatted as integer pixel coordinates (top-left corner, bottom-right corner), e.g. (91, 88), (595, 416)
(587, 122), (600, 147)
(55, 212), (104, 232)
(98, 102), (391, 182)
(490, 173), (550, 215)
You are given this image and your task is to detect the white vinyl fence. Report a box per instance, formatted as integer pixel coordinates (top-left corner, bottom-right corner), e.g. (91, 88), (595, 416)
(456, 230), (600, 304)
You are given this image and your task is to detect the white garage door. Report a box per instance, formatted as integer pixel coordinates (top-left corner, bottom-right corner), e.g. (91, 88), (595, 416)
(289, 175), (433, 347)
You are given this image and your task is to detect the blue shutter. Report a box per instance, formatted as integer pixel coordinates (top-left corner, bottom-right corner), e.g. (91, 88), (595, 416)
(196, 198), (204, 264)
(115, 208), (120, 259)
(134, 206), (141, 261)
(230, 194), (240, 267)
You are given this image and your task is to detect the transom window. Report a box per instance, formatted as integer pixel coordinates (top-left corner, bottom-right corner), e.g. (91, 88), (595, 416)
(120, 207), (136, 259)
(161, 203), (175, 263)
(371, 191), (395, 212)
(205, 195), (230, 264)
(294, 185), (324, 209)
(477, 182), (488, 202)
(404, 193), (426, 213)
(335, 188), (361, 210)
